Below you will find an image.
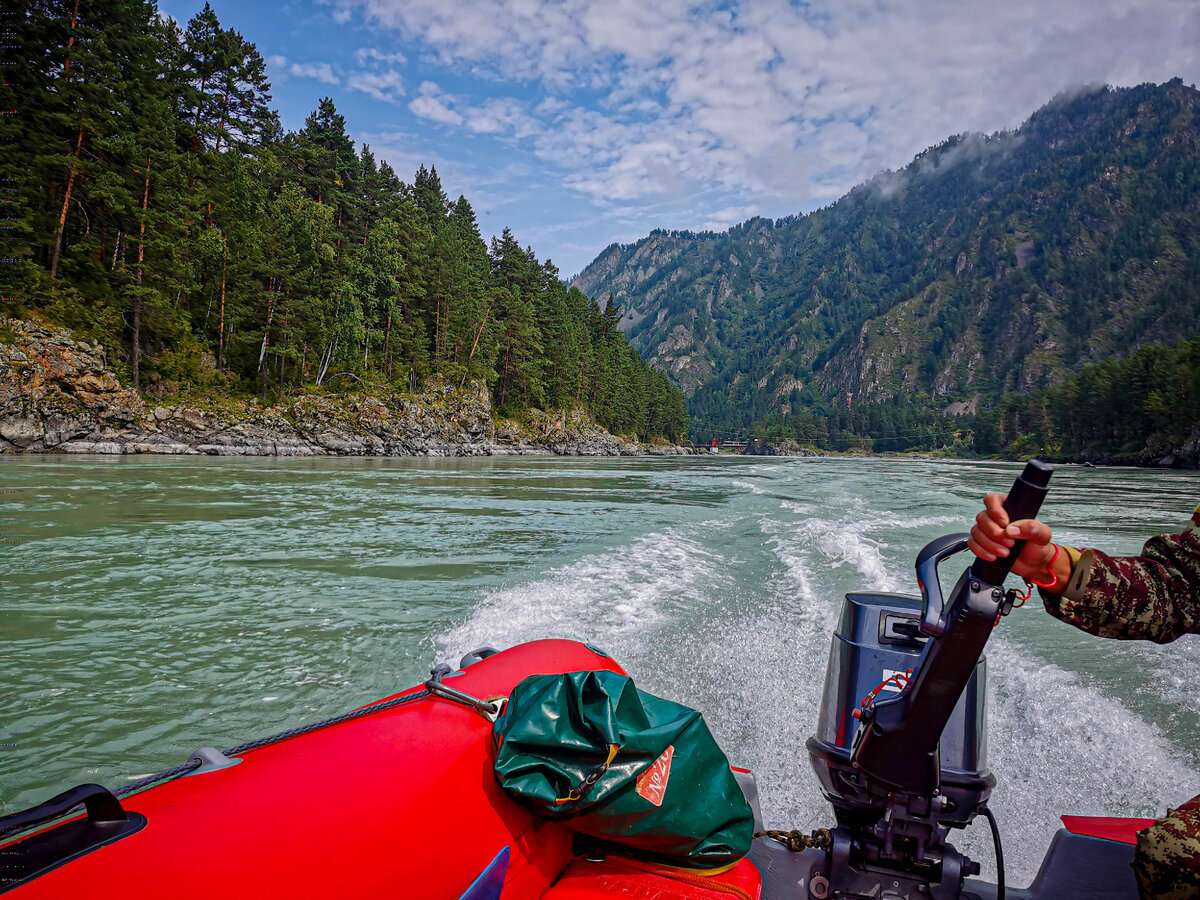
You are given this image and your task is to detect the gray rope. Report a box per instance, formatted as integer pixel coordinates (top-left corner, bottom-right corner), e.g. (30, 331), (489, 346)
(222, 690), (431, 757)
(113, 760), (203, 798)
(4, 679), (498, 844)
(113, 689), (433, 799)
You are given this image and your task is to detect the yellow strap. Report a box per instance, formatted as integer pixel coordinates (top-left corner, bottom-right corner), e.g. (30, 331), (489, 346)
(616, 858), (753, 898)
(674, 860), (740, 877)
(554, 744), (620, 805)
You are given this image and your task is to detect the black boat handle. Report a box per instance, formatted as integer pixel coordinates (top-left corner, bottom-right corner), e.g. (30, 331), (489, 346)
(851, 459), (1055, 796)
(0, 783), (127, 838)
(971, 459), (1054, 586)
(916, 533), (970, 636)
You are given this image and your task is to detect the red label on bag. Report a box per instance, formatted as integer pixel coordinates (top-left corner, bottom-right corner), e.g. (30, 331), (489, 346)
(635, 745), (674, 807)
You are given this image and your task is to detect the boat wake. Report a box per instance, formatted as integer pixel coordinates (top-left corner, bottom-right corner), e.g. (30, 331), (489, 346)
(439, 529), (721, 661)
(438, 487), (1198, 888)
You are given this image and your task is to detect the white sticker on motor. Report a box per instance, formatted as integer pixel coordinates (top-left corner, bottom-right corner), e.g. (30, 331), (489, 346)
(880, 668), (908, 692)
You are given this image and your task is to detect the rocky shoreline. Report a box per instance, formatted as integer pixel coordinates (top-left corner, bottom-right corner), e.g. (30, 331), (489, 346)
(5, 317), (1194, 466)
(1068, 442), (1200, 469)
(748, 444), (1200, 468)
(0, 318), (692, 458)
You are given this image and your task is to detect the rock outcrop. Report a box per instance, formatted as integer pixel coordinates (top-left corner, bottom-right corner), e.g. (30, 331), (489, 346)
(0, 319), (691, 457)
(740, 438), (821, 457)
(1073, 427), (1200, 470)
(0, 319), (145, 453)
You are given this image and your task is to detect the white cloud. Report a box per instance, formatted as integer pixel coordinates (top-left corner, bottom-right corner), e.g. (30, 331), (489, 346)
(330, 0), (1199, 272)
(342, 0), (1199, 214)
(408, 84), (541, 138)
(535, 96), (570, 117)
(289, 61), (340, 84)
(408, 81), (465, 126)
(348, 69), (405, 102)
(265, 55), (340, 85)
(465, 98), (541, 139)
(700, 205), (760, 232)
(356, 47), (407, 66)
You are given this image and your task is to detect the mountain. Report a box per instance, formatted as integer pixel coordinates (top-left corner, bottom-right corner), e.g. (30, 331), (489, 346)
(573, 80), (1200, 445)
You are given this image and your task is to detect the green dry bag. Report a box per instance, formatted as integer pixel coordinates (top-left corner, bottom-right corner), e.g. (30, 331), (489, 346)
(492, 669), (754, 869)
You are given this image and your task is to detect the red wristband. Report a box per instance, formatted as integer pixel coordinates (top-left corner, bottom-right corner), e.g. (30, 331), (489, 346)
(1028, 543), (1060, 590)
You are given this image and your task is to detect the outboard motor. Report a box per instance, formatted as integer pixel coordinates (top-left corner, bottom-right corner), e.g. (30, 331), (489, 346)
(759, 460), (1054, 900)
(806, 592), (994, 895)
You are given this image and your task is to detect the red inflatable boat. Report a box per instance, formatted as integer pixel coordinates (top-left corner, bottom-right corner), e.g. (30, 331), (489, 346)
(0, 635), (1156, 900)
(0, 639), (763, 900)
(1, 466), (1160, 900)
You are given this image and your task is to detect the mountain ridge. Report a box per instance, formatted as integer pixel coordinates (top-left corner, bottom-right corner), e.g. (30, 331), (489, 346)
(572, 80), (1200, 446)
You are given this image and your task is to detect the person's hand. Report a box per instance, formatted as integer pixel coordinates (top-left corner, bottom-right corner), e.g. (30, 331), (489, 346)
(968, 493), (1069, 591)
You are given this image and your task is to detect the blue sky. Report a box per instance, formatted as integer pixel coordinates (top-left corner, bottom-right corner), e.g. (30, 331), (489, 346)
(158, 0), (1200, 278)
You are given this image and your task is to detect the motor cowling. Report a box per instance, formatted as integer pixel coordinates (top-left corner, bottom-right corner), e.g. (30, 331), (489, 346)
(805, 591), (994, 830)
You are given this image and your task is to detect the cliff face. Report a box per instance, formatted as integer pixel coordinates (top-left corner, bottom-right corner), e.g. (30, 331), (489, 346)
(572, 81), (1200, 438)
(574, 231), (725, 398)
(0, 319), (145, 450)
(0, 319), (689, 457)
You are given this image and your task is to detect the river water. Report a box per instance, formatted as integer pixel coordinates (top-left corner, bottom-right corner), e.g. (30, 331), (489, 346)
(2, 455), (1197, 883)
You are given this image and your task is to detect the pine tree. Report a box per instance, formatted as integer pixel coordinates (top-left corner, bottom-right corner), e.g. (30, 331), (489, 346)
(10, 0), (689, 444)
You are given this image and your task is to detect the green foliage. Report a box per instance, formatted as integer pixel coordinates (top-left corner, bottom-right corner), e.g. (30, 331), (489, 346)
(11, 0), (686, 442)
(988, 335), (1200, 458)
(746, 335), (1200, 458)
(155, 331), (219, 386)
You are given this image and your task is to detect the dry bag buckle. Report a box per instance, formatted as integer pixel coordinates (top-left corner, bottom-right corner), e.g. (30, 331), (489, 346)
(554, 743), (620, 806)
(426, 663), (504, 722)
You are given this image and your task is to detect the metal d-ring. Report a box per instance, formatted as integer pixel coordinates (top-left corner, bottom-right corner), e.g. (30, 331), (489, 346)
(425, 663), (504, 722)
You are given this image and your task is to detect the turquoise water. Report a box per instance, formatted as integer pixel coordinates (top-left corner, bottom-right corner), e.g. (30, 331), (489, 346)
(1, 455), (1197, 882)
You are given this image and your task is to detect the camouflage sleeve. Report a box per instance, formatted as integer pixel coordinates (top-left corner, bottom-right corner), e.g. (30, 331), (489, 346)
(1134, 794), (1200, 900)
(1040, 504), (1200, 644)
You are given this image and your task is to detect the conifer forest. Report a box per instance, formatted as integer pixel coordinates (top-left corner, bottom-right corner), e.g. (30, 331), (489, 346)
(5, 1), (689, 444)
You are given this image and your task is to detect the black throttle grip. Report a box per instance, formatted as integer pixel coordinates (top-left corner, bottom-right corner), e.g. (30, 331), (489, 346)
(972, 459), (1054, 586)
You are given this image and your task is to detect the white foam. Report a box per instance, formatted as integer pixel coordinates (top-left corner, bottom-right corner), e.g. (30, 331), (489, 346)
(768, 509), (906, 593)
(871, 513), (960, 530)
(438, 531), (718, 662)
(731, 479), (770, 496)
(436, 469), (1197, 891)
(961, 637), (1199, 885)
(1131, 633), (1200, 718)
(682, 599), (836, 834)
(718, 517), (859, 830)
(755, 504), (1197, 885)
(817, 527), (902, 592)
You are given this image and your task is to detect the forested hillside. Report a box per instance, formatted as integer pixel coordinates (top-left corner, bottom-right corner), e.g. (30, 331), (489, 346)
(5, 1), (688, 443)
(574, 81), (1199, 454)
(982, 335), (1200, 462)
